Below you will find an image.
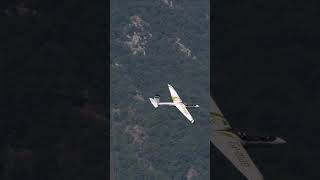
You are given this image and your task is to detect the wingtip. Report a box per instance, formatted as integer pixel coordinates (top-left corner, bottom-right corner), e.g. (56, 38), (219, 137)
(276, 137), (287, 144)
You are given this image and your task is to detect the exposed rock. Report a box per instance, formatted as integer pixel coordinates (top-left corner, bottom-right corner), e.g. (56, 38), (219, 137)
(111, 62), (121, 68)
(185, 167), (199, 180)
(161, 0), (174, 8)
(126, 125), (148, 145)
(175, 37), (197, 59)
(133, 91), (145, 102)
(129, 15), (145, 29)
(122, 15), (152, 56)
(127, 106), (136, 114)
(125, 125), (153, 171)
(111, 108), (121, 116)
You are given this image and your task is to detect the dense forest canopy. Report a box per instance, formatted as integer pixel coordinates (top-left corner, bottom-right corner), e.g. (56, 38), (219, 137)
(111, 0), (210, 180)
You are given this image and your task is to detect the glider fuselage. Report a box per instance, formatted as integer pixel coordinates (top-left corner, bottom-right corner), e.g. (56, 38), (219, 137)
(149, 84), (199, 123)
(158, 102), (176, 106)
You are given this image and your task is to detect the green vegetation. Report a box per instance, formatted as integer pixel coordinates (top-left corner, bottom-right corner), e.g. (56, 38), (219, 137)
(111, 0), (210, 179)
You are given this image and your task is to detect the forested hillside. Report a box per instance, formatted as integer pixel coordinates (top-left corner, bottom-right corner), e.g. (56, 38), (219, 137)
(110, 0), (210, 179)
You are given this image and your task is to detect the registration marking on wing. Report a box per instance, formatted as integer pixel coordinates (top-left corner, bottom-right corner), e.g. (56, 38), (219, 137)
(228, 141), (251, 167)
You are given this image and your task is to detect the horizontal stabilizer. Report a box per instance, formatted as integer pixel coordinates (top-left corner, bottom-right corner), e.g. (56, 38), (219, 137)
(149, 98), (158, 108)
(149, 95), (160, 108)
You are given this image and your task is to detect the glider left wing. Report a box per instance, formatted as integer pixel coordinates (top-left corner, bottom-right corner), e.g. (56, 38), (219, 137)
(168, 84), (182, 103)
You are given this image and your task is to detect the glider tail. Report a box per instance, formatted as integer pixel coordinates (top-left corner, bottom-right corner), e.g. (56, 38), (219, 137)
(149, 95), (160, 108)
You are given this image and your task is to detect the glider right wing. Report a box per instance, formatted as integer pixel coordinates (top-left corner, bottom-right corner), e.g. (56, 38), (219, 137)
(212, 131), (264, 180)
(175, 103), (194, 123)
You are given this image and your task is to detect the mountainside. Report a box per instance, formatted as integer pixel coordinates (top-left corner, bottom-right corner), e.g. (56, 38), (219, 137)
(110, 1), (210, 179)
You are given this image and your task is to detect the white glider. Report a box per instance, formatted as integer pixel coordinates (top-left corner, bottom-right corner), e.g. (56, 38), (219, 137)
(211, 97), (286, 180)
(149, 84), (199, 123)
